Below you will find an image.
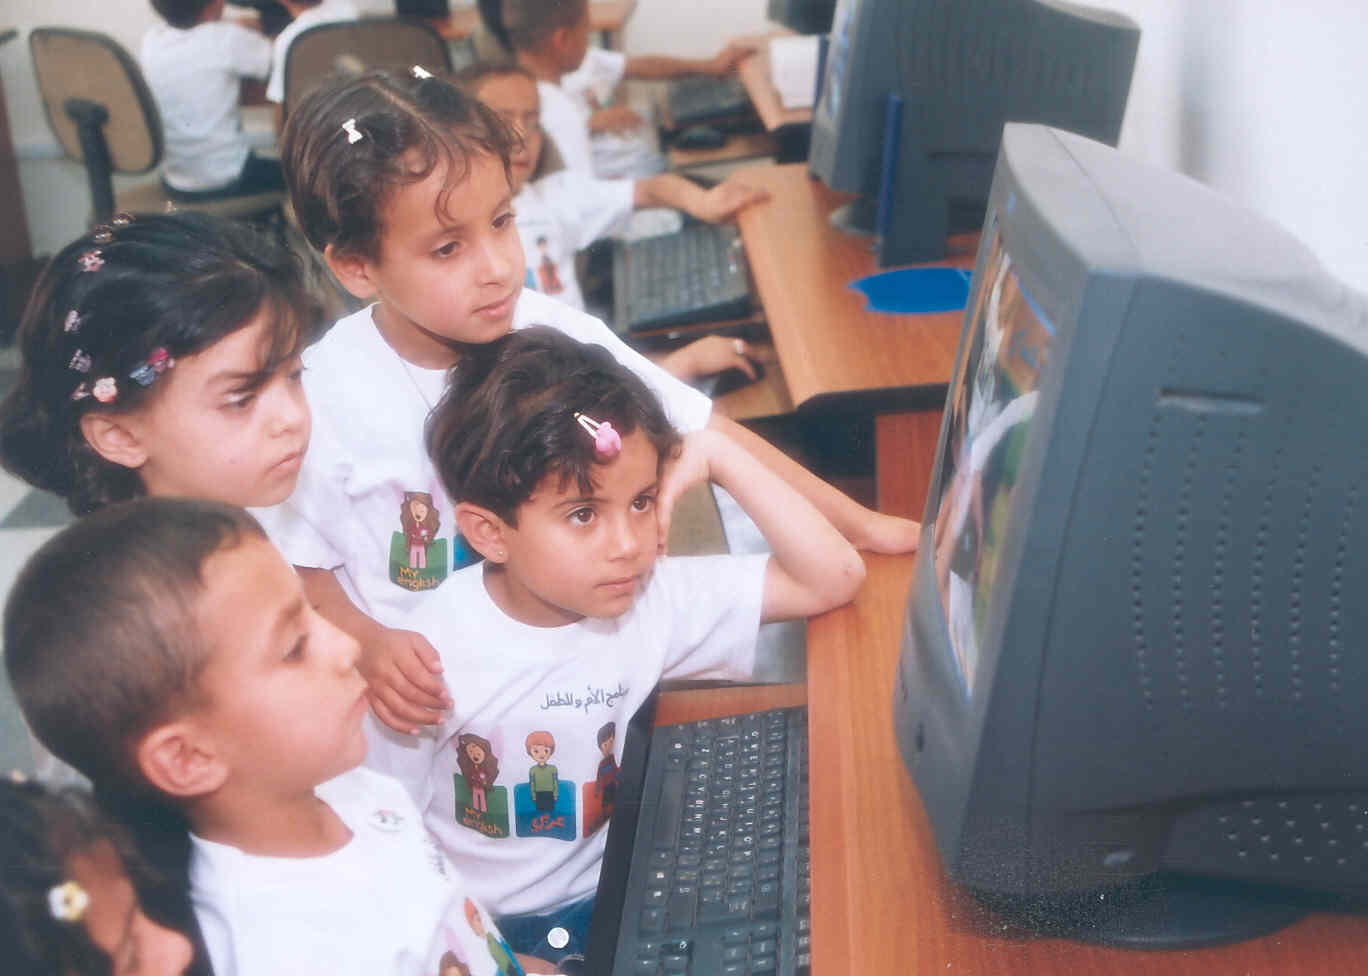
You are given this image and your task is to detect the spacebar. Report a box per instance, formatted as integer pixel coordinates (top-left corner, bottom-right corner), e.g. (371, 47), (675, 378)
(654, 768), (686, 847)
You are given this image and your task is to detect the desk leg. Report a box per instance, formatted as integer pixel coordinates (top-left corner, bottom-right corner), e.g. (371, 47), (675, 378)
(875, 409), (943, 521)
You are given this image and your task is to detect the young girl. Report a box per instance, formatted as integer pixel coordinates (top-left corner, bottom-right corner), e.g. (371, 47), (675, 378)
(0, 211), (317, 515)
(0, 775), (194, 976)
(264, 68), (915, 741)
(376, 326), (863, 961)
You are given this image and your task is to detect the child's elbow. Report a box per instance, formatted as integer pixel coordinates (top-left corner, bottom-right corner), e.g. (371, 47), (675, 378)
(821, 548), (866, 611)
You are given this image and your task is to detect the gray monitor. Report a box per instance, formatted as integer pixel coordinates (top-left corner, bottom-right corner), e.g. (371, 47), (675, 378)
(895, 122), (1368, 947)
(808, 0), (1139, 266)
(766, 0), (836, 34)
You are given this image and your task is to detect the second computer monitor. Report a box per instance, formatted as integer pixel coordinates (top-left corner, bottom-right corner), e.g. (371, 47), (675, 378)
(808, 0), (1139, 266)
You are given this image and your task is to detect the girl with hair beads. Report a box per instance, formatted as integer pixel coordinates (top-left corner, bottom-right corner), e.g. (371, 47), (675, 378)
(0, 212), (317, 514)
(262, 68), (917, 746)
(0, 775), (193, 976)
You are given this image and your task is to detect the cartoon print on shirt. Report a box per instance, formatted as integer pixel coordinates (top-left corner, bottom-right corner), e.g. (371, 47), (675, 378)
(514, 730), (576, 841)
(389, 490), (449, 591)
(453, 731), (510, 839)
(582, 720), (618, 835)
(402, 492), (440, 569)
(465, 898), (525, 976)
(535, 237), (564, 295)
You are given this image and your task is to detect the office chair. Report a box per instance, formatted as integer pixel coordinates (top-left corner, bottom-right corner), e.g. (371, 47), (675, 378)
(281, 18), (452, 121)
(29, 27), (284, 227)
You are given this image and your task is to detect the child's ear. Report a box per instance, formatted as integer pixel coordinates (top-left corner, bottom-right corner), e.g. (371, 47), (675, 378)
(456, 502), (509, 564)
(137, 721), (228, 800)
(79, 413), (149, 471)
(323, 244), (381, 301)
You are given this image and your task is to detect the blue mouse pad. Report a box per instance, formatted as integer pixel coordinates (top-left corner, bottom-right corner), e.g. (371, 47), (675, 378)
(849, 267), (972, 315)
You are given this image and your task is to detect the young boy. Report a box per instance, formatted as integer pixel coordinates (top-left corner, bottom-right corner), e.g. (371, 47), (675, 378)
(3, 498), (552, 976)
(368, 327), (865, 961)
(481, 0), (756, 175)
(140, 0), (284, 197)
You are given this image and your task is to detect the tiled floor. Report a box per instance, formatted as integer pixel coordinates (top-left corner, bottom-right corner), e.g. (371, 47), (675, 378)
(0, 346), (76, 774)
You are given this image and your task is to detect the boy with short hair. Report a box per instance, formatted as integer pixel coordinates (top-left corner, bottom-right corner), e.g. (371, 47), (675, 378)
(4, 497), (550, 976)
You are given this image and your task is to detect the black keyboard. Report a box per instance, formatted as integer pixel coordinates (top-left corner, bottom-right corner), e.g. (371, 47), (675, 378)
(589, 705), (812, 976)
(665, 77), (751, 129)
(612, 224), (753, 334)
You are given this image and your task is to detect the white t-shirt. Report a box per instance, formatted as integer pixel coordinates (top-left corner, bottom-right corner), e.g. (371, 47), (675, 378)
(265, 1), (360, 104)
(537, 79), (594, 175)
(253, 292), (712, 630)
(139, 21), (272, 191)
(368, 554), (766, 917)
(561, 48), (627, 111)
(190, 767), (521, 976)
(516, 170), (634, 311)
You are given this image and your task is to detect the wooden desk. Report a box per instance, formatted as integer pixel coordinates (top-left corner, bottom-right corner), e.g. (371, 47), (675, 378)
(430, 1), (636, 46)
(733, 162), (971, 413)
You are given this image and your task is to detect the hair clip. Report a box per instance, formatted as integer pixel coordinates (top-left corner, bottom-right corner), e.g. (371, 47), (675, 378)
(78, 250), (103, 273)
(70, 382), (90, 402)
(48, 881), (90, 924)
(574, 412), (621, 460)
(129, 347), (174, 387)
(92, 377), (118, 404)
(111, 212), (133, 226)
(342, 118), (363, 144)
(69, 350), (91, 374)
(92, 225), (114, 245)
(64, 310), (82, 333)
(412, 64), (434, 80)
(7, 769), (27, 783)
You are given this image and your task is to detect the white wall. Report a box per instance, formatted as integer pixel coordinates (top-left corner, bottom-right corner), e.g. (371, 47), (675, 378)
(4, 0), (1368, 291)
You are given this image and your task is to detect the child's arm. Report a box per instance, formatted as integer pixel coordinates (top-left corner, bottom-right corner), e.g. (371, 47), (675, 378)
(707, 412), (923, 554)
(661, 428), (866, 621)
(652, 335), (759, 384)
(634, 173), (770, 223)
(625, 40), (761, 79)
(297, 567), (451, 734)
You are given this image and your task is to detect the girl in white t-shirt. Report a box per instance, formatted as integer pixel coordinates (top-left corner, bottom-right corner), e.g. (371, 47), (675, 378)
(261, 69), (920, 746)
(396, 325), (864, 961)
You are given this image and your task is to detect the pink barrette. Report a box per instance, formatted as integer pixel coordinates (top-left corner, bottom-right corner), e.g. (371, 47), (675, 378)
(68, 350), (91, 373)
(111, 212), (133, 226)
(129, 347), (174, 387)
(70, 382), (90, 402)
(63, 310), (82, 333)
(78, 250), (103, 273)
(92, 225), (114, 245)
(92, 378), (118, 403)
(574, 412), (621, 460)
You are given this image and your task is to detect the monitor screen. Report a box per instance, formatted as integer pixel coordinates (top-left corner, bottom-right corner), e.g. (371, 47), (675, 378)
(933, 225), (1054, 699)
(895, 123), (1368, 948)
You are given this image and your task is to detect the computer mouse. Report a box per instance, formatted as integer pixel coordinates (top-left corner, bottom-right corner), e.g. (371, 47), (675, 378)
(674, 125), (727, 151)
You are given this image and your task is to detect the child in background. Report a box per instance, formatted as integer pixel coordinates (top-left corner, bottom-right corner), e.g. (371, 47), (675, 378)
(0, 776), (194, 976)
(140, 0), (283, 198)
(479, 0), (756, 176)
(0, 212), (315, 516)
(374, 326), (864, 962)
(3, 498), (554, 976)
(264, 68), (916, 741)
(457, 60), (765, 381)
(264, 0), (361, 110)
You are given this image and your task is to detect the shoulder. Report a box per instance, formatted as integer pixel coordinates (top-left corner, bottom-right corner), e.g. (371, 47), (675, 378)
(303, 306), (381, 375)
(513, 288), (609, 338)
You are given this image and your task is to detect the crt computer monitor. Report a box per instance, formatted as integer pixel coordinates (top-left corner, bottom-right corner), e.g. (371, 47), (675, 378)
(895, 122), (1368, 948)
(808, 0), (1139, 267)
(767, 0), (836, 34)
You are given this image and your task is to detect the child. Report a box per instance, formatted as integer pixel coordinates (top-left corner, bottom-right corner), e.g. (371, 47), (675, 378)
(0, 211), (316, 515)
(456, 61), (768, 339)
(0, 775), (195, 976)
(264, 0), (361, 109)
(264, 68), (915, 740)
(479, 0), (757, 176)
(3, 497), (551, 976)
(140, 1), (284, 198)
(371, 326), (864, 961)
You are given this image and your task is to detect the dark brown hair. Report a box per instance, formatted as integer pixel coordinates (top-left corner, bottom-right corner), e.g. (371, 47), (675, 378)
(281, 69), (517, 261)
(426, 326), (681, 525)
(150, 0), (215, 29)
(478, 0), (588, 54)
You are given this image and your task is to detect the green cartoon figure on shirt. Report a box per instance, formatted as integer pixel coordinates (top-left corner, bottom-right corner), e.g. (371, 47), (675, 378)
(525, 730), (559, 812)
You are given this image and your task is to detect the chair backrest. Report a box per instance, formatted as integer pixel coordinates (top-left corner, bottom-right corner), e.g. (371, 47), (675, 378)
(29, 27), (161, 175)
(282, 18), (453, 120)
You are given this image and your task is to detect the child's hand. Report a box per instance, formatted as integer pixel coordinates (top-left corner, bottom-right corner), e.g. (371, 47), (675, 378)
(660, 335), (758, 383)
(654, 429), (728, 551)
(359, 627), (452, 735)
(697, 179), (770, 223)
(707, 39), (761, 75)
(590, 104), (645, 133)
